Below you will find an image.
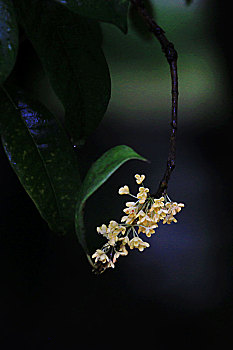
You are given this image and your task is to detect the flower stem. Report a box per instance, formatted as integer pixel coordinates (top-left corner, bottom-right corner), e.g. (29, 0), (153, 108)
(130, 0), (178, 197)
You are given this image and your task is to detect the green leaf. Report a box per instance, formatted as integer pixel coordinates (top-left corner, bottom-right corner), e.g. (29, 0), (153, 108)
(0, 0), (18, 84)
(0, 86), (81, 234)
(15, 0), (111, 144)
(54, 0), (130, 33)
(75, 145), (147, 255)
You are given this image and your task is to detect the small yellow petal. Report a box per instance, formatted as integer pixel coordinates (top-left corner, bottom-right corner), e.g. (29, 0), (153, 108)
(118, 185), (130, 195)
(135, 174), (145, 184)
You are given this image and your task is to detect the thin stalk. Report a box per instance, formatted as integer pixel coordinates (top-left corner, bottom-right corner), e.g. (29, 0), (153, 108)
(130, 0), (179, 197)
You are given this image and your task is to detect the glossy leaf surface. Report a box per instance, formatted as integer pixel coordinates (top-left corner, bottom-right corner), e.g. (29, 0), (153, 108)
(15, 0), (111, 144)
(54, 0), (129, 33)
(0, 0), (18, 84)
(75, 145), (146, 254)
(0, 87), (81, 234)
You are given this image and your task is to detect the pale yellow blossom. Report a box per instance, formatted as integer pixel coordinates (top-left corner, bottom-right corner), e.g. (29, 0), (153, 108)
(138, 186), (149, 195)
(118, 236), (130, 246)
(150, 208), (168, 223)
(121, 215), (135, 224)
(126, 201), (137, 207)
(129, 237), (150, 251)
(136, 210), (152, 225)
(165, 202), (184, 215)
(144, 225), (158, 237)
(137, 186), (149, 204)
(113, 244), (128, 262)
(118, 244), (128, 256)
(138, 224), (158, 237)
(118, 185), (130, 195)
(96, 224), (108, 237)
(108, 221), (126, 234)
(108, 220), (119, 231)
(107, 260), (115, 269)
(123, 202), (138, 217)
(92, 173), (184, 273)
(107, 221), (125, 245)
(135, 174), (145, 185)
(163, 214), (178, 225)
(150, 197), (165, 210)
(107, 235), (118, 246)
(92, 249), (109, 264)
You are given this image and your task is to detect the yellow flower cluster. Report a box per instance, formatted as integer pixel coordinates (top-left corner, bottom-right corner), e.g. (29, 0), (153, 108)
(92, 174), (184, 274)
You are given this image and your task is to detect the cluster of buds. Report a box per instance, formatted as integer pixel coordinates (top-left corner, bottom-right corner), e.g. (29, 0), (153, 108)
(92, 174), (184, 274)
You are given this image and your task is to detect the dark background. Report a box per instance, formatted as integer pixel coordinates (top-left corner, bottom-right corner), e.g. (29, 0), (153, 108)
(1, 0), (233, 348)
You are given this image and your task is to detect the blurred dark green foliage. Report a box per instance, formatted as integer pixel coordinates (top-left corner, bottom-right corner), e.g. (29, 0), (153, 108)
(0, 0), (149, 256)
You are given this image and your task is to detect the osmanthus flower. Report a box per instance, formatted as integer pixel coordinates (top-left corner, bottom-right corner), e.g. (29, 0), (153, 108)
(118, 185), (130, 195)
(137, 186), (149, 204)
(165, 201), (184, 215)
(91, 174), (185, 274)
(96, 224), (108, 237)
(135, 174), (145, 184)
(128, 237), (150, 251)
(97, 221), (126, 246)
(138, 224), (158, 237)
(92, 249), (109, 264)
(123, 202), (138, 217)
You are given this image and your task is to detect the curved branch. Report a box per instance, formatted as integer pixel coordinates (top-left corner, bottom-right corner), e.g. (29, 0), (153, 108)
(130, 0), (179, 197)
